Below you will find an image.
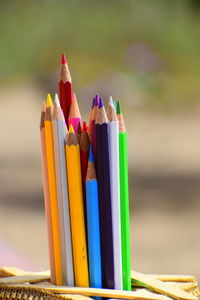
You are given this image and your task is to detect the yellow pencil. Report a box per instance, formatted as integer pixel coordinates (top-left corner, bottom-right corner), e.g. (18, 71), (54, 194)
(65, 125), (89, 287)
(44, 94), (62, 285)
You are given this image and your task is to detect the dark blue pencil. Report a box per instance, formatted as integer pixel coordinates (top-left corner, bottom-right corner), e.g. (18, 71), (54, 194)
(95, 98), (114, 289)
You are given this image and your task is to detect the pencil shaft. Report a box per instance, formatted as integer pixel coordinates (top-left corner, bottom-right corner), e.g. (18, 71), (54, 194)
(86, 179), (102, 288)
(108, 120), (123, 290)
(80, 149), (89, 221)
(44, 120), (62, 285)
(96, 122), (114, 289)
(52, 119), (74, 286)
(59, 81), (72, 124)
(119, 132), (131, 290)
(65, 144), (89, 287)
(40, 129), (56, 284)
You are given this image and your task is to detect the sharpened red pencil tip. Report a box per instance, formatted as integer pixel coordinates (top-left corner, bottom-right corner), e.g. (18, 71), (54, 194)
(61, 53), (67, 64)
(82, 121), (88, 133)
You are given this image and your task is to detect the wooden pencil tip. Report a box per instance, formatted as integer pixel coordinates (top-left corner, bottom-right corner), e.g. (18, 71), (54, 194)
(54, 93), (60, 107)
(92, 98), (95, 108)
(69, 124), (75, 134)
(61, 53), (67, 64)
(116, 100), (122, 114)
(82, 121), (88, 133)
(46, 94), (53, 108)
(73, 92), (77, 101)
(42, 101), (46, 112)
(77, 121), (82, 134)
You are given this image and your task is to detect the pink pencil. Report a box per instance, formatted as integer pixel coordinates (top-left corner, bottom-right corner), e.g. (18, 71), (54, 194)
(68, 93), (81, 134)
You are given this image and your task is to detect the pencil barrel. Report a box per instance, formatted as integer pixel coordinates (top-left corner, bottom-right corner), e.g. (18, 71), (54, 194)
(119, 132), (131, 291)
(96, 123), (114, 289)
(65, 144), (89, 287)
(44, 120), (62, 285)
(108, 121), (123, 290)
(86, 180), (102, 288)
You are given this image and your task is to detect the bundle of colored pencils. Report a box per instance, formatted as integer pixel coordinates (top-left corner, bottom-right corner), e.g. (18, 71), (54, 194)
(40, 53), (131, 291)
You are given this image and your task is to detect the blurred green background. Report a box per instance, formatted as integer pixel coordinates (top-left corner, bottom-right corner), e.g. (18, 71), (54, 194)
(0, 0), (200, 280)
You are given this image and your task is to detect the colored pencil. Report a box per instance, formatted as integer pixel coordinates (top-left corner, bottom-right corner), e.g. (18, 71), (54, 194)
(85, 146), (102, 289)
(44, 94), (62, 285)
(65, 125), (89, 287)
(107, 96), (123, 290)
(88, 98), (95, 142)
(40, 102), (56, 284)
(116, 101), (131, 291)
(76, 121), (82, 144)
(113, 99), (117, 112)
(89, 98), (95, 121)
(59, 53), (73, 124)
(95, 98), (114, 289)
(52, 94), (74, 286)
(91, 95), (99, 163)
(80, 121), (90, 218)
(68, 93), (82, 134)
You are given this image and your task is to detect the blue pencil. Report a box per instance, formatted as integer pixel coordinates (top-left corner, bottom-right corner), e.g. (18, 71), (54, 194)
(85, 146), (102, 288)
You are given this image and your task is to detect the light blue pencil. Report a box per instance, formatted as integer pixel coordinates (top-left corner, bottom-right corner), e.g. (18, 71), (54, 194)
(85, 146), (102, 288)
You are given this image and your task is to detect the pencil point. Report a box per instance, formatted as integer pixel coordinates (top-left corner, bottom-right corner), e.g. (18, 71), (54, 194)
(54, 94), (60, 107)
(89, 145), (94, 163)
(77, 121), (82, 134)
(99, 97), (104, 108)
(116, 101), (122, 114)
(69, 124), (75, 134)
(94, 95), (99, 107)
(61, 53), (67, 64)
(109, 96), (114, 107)
(46, 94), (53, 108)
(73, 92), (77, 101)
(82, 121), (87, 133)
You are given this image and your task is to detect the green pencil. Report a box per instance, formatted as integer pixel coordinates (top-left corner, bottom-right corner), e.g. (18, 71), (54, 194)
(116, 101), (131, 291)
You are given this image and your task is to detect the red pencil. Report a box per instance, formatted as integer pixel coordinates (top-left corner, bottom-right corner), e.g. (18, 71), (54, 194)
(59, 53), (73, 124)
(80, 121), (90, 218)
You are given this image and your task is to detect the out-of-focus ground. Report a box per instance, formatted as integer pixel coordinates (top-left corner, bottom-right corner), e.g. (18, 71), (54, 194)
(0, 85), (199, 280)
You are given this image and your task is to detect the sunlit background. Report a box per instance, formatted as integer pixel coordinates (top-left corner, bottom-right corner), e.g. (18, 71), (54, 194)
(0, 0), (200, 279)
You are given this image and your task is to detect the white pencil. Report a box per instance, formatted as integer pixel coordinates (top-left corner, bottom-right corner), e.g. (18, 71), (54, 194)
(107, 96), (123, 290)
(52, 94), (74, 286)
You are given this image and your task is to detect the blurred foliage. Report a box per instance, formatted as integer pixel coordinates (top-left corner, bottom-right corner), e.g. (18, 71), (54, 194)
(0, 0), (200, 107)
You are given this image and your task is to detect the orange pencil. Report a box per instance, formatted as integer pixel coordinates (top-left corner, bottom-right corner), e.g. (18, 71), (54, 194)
(44, 94), (62, 285)
(40, 102), (56, 284)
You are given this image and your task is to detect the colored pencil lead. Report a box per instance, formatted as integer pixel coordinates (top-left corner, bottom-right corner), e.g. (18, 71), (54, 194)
(116, 100), (122, 114)
(82, 121), (88, 133)
(54, 93), (61, 107)
(69, 124), (75, 134)
(46, 94), (53, 107)
(98, 97), (104, 108)
(88, 145), (94, 164)
(61, 53), (67, 64)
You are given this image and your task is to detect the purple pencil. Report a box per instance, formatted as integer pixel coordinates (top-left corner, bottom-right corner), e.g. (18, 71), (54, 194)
(95, 98), (114, 289)
(91, 95), (99, 162)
